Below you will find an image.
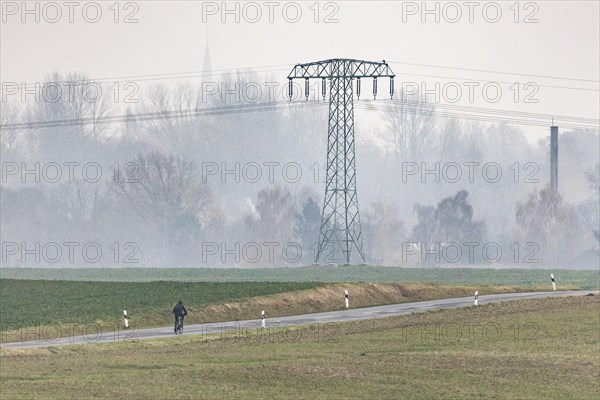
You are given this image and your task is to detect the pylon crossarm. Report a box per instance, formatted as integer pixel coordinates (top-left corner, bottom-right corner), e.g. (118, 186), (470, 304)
(287, 59), (395, 79)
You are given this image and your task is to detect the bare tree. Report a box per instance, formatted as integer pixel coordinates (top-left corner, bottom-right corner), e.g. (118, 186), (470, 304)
(114, 151), (216, 265)
(0, 100), (24, 158)
(244, 185), (297, 263)
(410, 190), (487, 265)
(580, 163), (600, 246)
(368, 201), (405, 265)
(516, 185), (582, 267)
(384, 93), (437, 165)
(57, 181), (105, 235)
(585, 163), (600, 194)
(26, 72), (112, 160)
(294, 193), (321, 264)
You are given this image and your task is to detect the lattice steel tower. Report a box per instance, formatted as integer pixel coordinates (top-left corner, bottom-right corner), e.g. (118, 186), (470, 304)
(287, 59), (395, 264)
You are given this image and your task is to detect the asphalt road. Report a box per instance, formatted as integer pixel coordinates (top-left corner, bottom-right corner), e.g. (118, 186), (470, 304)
(1, 290), (594, 350)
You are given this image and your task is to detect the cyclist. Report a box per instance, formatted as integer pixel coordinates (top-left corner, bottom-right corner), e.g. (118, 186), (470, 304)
(172, 300), (188, 334)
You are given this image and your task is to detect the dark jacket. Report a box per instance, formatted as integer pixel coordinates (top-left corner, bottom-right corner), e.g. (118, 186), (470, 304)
(173, 303), (187, 318)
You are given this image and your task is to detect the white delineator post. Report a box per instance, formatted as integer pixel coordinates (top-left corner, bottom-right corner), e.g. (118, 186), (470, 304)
(551, 274), (556, 291)
(474, 291), (478, 306)
(123, 310), (129, 329)
(344, 289), (349, 309)
(261, 310), (265, 328)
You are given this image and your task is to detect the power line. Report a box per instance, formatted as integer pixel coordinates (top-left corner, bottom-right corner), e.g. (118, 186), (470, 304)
(14, 65), (293, 91)
(356, 104), (595, 131)
(390, 71), (599, 93)
(375, 99), (600, 124)
(82, 64), (292, 82)
(389, 61), (600, 84)
(0, 101), (325, 130)
(354, 102), (599, 131)
(2, 98), (598, 132)
(357, 101), (598, 129)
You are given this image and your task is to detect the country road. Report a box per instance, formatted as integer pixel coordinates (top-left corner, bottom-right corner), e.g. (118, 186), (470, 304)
(1, 290), (594, 350)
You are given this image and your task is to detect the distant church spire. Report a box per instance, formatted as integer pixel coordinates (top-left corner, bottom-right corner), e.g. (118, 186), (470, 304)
(202, 36), (212, 74)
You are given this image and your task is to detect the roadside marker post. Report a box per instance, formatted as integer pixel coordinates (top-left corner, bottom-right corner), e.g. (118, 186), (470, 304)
(551, 274), (556, 291)
(344, 289), (349, 309)
(123, 310), (129, 329)
(474, 291), (478, 306)
(261, 310), (265, 328)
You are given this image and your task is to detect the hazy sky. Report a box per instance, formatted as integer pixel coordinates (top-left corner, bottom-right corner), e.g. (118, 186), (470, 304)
(2, 0), (599, 140)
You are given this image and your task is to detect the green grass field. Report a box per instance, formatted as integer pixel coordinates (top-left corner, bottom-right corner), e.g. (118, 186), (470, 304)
(1, 296), (598, 399)
(0, 280), (324, 331)
(1, 267), (598, 288)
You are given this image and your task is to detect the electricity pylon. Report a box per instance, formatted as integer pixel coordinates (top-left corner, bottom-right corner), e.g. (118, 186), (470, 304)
(287, 59), (395, 264)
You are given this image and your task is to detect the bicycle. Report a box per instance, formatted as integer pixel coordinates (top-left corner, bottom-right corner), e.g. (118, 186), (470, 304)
(175, 315), (184, 335)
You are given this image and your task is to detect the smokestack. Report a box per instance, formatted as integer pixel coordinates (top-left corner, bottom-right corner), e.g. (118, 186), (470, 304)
(550, 126), (558, 192)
